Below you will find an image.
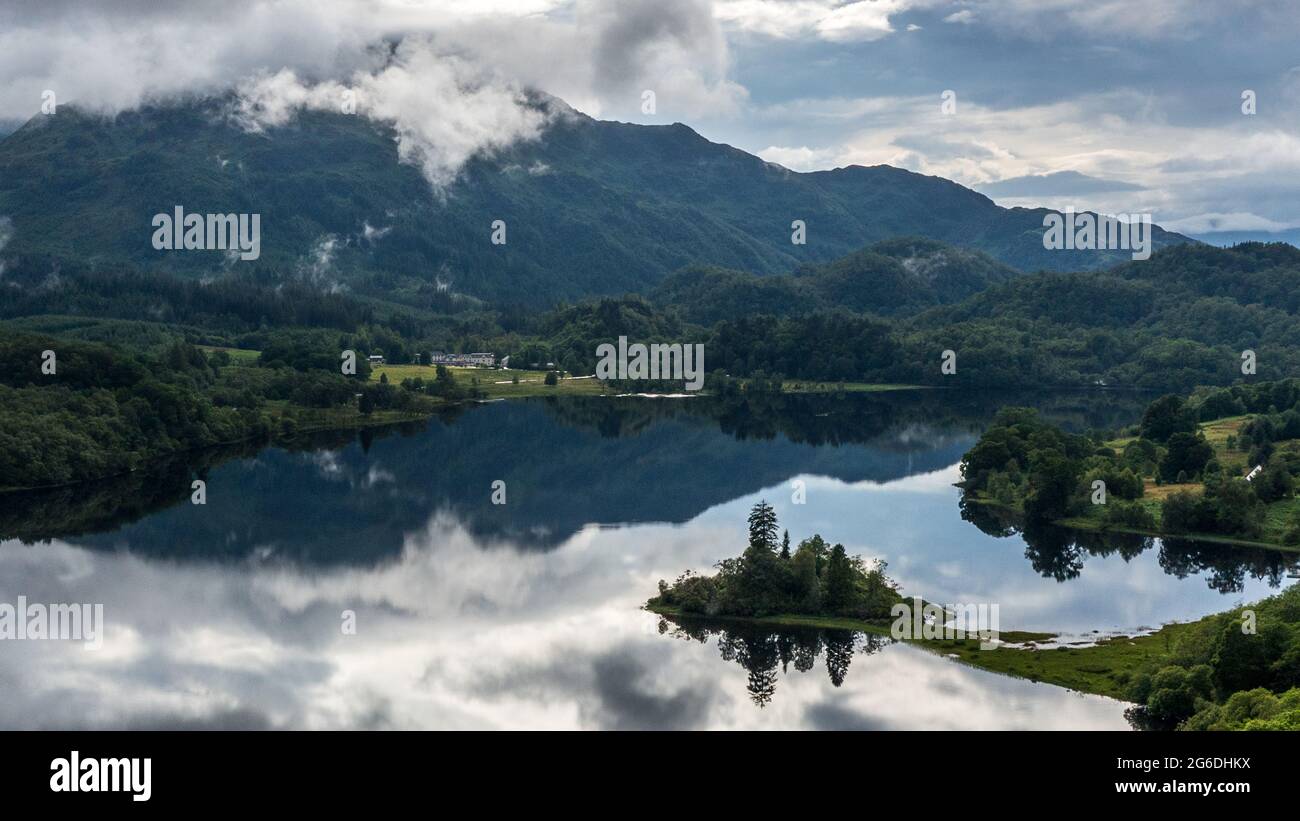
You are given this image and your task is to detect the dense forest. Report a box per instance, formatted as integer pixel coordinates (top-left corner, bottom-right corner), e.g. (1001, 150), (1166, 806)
(506, 240), (1300, 392)
(1125, 585), (1300, 731)
(0, 328), (449, 490)
(652, 238), (1019, 325)
(6, 238), (1298, 392)
(960, 379), (1300, 547)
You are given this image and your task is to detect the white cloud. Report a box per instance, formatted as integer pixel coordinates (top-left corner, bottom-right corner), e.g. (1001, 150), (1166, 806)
(234, 41), (551, 188)
(296, 234), (343, 286)
(756, 144), (844, 170)
(973, 0), (1296, 40)
(747, 89), (1300, 226)
(715, 0), (925, 42)
(0, 0), (746, 136)
(711, 0), (1298, 44)
(362, 221), (392, 241)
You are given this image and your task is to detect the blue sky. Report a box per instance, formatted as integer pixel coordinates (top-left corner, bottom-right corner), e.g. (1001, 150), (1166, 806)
(3, 0), (1297, 235)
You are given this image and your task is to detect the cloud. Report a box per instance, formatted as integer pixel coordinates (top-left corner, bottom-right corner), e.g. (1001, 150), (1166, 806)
(710, 0), (1288, 43)
(296, 234), (345, 288)
(361, 221), (391, 241)
(0, 0), (377, 118)
(756, 144), (844, 170)
(0, 215), (11, 277)
(746, 88), (1300, 228)
(233, 40), (552, 188)
(585, 0), (742, 109)
(715, 0), (924, 42)
(0, 0), (746, 156)
(3, 1), (1297, 230)
(954, 0), (1296, 41)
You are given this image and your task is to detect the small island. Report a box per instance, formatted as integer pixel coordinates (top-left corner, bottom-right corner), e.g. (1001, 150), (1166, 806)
(648, 501), (905, 626)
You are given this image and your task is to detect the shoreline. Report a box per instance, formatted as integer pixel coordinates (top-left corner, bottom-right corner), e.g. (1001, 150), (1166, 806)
(0, 379), (927, 495)
(646, 601), (1189, 702)
(963, 494), (1300, 554)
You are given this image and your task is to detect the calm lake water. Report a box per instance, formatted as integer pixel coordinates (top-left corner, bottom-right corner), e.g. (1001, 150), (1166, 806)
(1, 391), (1295, 729)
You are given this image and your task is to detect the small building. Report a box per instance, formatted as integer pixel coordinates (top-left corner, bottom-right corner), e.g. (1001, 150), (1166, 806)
(1245, 464), (1263, 482)
(368, 354), (385, 365)
(429, 351), (495, 367)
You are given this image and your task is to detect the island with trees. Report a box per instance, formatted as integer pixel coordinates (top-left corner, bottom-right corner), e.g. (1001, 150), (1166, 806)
(647, 501), (905, 626)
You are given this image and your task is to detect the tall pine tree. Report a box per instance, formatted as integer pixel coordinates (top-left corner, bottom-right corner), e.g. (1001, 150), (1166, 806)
(747, 501), (779, 554)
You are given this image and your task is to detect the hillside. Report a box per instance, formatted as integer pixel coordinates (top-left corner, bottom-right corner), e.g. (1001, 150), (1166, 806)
(653, 237), (1020, 324)
(896, 242), (1300, 390)
(0, 95), (1191, 305)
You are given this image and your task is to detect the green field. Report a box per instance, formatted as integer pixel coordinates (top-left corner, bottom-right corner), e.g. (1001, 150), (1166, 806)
(370, 364), (612, 399)
(198, 345), (261, 364)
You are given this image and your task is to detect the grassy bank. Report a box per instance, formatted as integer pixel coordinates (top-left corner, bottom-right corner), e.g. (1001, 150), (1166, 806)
(372, 364), (924, 399)
(759, 381), (925, 394)
(647, 602), (1182, 701)
(966, 492), (1300, 553)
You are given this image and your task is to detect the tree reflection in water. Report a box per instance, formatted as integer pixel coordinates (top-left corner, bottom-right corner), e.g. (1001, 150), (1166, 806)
(657, 615), (888, 707)
(959, 493), (1299, 593)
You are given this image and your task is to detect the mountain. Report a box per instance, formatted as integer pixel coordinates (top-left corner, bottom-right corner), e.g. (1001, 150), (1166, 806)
(0, 95), (1193, 305)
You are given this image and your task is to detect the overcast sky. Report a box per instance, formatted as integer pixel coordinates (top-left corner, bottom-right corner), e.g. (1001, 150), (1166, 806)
(2, 0), (1298, 233)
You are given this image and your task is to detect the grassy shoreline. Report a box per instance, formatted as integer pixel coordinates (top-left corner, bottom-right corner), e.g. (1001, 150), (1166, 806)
(0, 404), (432, 495)
(646, 601), (1185, 701)
(964, 493), (1300, 553)
(370, 363), (926, 399)
(764, 381), (925, 394)
(1, 343), (923, 495)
